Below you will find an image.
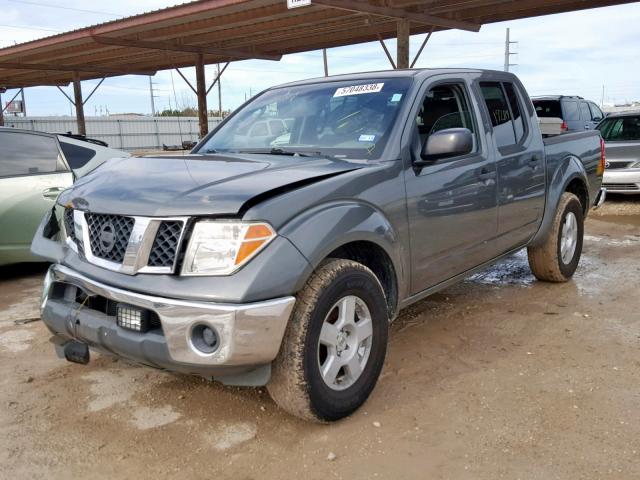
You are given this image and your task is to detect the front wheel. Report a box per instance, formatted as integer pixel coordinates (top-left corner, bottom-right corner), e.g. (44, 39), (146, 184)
(527, 192), (584, 282)
(267, 259), (389, 422)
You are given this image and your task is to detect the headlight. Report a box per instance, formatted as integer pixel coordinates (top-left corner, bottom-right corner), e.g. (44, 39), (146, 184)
(181, 221), (275, 276)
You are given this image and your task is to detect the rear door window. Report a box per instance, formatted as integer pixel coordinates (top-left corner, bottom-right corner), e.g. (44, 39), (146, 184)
(579, 102), (591, 121)
(480, 82), (516, 148)
(0, 131), (60, 177)
(503, 83), (525, 142)
(562, 101), (579, 121)
(59, 141), (97, 170)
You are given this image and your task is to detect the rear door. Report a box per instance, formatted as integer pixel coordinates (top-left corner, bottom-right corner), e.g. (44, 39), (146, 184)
(403, 76), (499, 293)
(561, 100), (581, 131)
(579, 101), (594, 130)
(0, 131), (73, 263)
(477, 79), (546, 248)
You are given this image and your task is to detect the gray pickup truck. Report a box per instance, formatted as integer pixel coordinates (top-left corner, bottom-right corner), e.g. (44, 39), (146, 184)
(33, 69), (606, 422)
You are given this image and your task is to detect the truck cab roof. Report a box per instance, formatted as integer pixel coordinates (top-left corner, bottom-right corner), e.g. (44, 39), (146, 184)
(273, 67), (509, 89)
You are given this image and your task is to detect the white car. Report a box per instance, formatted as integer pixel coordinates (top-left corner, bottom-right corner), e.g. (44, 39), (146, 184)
(597, 111), (640, 194)
(0, 128), (129, 265)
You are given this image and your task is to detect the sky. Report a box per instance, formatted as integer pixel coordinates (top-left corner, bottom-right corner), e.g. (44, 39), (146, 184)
(1, 0), (639, 117)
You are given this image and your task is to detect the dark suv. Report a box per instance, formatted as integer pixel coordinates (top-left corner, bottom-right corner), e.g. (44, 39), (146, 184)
(532, 95), (604, 132)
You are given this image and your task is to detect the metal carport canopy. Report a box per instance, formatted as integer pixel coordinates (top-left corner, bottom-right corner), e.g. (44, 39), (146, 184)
(0, 0), (635, 135)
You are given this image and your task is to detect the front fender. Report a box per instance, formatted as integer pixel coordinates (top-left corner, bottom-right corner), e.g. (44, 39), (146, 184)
(529, 155), (588, 247)
(279, 200), (408, 302)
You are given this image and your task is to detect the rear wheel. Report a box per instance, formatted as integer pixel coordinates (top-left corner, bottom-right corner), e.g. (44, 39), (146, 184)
(268, 259), (388, 422)
(527, 192), (584, 282)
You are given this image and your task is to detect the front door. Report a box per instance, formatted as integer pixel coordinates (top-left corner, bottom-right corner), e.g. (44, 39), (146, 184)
(403, 79), (499, 294)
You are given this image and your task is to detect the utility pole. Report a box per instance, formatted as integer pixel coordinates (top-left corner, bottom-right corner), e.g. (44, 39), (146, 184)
(503, 28), (517, 72)
(600, 85), (605, 108)
(323, 49), (329, 77)
(148, 76), (157, 116)
(217, 63), (222, 118)
(0, 89), (4, 126)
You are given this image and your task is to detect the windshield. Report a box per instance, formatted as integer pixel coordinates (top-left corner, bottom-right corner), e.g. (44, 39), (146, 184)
(197, 78), (413, 159)
(597, 115), (640, 141)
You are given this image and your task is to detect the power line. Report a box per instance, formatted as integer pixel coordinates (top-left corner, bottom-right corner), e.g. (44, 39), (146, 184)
(5, 0), (124, 17)
(0, 23), (61, 33)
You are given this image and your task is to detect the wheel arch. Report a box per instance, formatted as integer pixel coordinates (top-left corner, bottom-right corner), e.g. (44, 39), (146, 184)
(280, 200), (406, 319)
(529, 155), (589, 247)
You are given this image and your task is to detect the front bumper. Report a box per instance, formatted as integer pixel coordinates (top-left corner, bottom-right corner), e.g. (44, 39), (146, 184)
(603, 169), (640, 194)
(41, 264), (295, 382)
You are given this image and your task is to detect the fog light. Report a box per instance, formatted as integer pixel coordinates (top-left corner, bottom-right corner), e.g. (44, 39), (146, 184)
(191, 324), (219, 354)
(116, 303), (149, 332)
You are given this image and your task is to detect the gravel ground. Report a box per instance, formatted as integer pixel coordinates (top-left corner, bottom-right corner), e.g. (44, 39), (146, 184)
(1, 196), (639, 480)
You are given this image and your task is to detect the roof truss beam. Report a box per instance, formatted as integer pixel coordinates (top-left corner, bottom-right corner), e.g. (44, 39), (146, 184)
(91, 36), (281, 61)
(0, 61), (154, 76)
(312, 0), (481, 32)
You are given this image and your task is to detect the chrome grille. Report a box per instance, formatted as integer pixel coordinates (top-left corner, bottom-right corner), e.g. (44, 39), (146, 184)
(63, 208), (75, 242)
(64, 208), (85, 258)
(148, 221), (183, 268)
(603, 183), (640, 191)
(606, 161), (634, 170)
(85, 213), (135, 264)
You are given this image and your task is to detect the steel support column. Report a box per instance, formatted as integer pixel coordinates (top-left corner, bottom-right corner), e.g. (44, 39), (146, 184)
(396, 19), (410, 69)
(72, 72), (86, 136)
(195, 54), (208, 139)
(323, 49), (329, 76)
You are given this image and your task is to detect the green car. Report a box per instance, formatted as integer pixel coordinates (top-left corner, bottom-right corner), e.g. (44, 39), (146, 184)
(0, 128), (129, 266)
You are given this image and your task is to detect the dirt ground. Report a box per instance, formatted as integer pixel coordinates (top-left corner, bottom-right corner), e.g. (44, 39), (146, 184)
(1, 196), (639, 480)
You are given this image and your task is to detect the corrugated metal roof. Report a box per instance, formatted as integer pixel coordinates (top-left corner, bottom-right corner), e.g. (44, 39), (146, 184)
(0, 0), (637, 89)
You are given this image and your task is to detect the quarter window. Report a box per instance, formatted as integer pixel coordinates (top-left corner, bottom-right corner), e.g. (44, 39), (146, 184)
(563, 101), (579, 121)
(59, 141), (97, 170)
(0, 131), (60, 177)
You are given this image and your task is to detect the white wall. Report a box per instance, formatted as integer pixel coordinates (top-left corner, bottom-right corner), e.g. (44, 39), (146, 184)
(3, 116), (222, 151)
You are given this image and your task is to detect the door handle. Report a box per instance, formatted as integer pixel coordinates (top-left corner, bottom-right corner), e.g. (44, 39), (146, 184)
(42, 187), (64, 199)
(477, 168), (496, 181)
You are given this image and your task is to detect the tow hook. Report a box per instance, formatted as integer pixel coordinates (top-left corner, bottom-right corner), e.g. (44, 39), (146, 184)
(63, 341), (90, 365)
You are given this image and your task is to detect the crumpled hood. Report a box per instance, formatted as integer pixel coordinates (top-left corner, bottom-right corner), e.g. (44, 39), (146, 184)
(58, 153), (362, 217)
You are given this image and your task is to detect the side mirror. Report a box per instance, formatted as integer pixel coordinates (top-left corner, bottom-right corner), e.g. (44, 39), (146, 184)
(417, 128), (473, 165)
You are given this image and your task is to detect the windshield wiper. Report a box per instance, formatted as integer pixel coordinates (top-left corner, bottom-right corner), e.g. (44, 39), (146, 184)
(238, 148), (315, 157)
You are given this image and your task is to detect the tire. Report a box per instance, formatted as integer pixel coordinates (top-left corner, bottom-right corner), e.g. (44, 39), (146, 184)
(527, 192), (584, 282)
(267, 259), (389, 422)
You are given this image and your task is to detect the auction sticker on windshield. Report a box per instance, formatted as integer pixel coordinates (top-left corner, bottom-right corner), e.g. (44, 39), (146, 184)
(334, 83), (384, 97)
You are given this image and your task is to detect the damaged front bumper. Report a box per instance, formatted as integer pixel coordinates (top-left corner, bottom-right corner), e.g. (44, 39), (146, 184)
(41, 264), (295, 385)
